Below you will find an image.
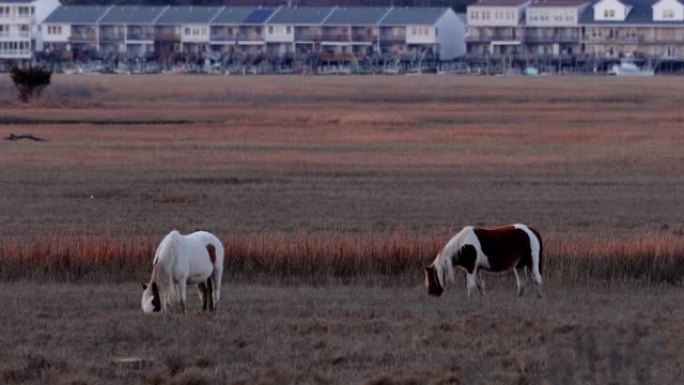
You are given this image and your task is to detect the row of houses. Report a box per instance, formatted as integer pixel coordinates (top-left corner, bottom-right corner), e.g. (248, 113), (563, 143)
(4, 0), (684, 72)
(0, 1), (465, 69)
(467, 0), (684, 70)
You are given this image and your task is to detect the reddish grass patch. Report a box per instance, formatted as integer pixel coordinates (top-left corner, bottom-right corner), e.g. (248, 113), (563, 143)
(0, 232), (682, 286)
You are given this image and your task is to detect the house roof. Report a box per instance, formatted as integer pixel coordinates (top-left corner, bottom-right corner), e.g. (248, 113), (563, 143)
(211, 6), (273, 25)
(528, 0), (590, 7)
(155, 6), (222, 25)
(99, 6), (167, 24)
(471, 0), (531, 6)
(323, 7), (391, 25)
(43, 5), (110, 24)
(379, 7), (449, 25)
(267, 6), (335, 24)
(579, 0), (684, 24)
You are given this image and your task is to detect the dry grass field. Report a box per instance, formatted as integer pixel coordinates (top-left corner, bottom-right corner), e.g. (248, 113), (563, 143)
(0, 75), (682, 240)
(2, 283), (684, 385)
(0, 74), (683, 384)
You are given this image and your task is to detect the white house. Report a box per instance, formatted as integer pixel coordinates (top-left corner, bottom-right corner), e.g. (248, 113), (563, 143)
(466, 0), (530, 57)
(0, 0), (59, 60)
(155, 6), (222, 53)
(652, 0), (684, 21)
(41, 6), (109, 57)
(263, 6), (335, 58)
(593, 0), (632, 21)
(467, 0), (531, 27)
(526, 0), (590, 27)
(524, 0), (590, 56)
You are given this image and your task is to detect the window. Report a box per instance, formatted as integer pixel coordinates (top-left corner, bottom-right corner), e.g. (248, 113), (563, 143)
(663, 9), (675, 18)
(268, 26), (274, 34)
(185, 27), (190, 35)
(604, 9), (615, 18)
(286, 26), (291, 34)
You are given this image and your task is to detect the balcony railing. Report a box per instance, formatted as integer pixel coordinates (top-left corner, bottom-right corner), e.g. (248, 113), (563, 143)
(69, 33), (97, 42)
(211, 32), (264, 41)
(99, 33), (124, 42)
(321, 32), (349, 42)
(127, 32), (155, 41)
(525, 34), (579, 43)
(352, 34), (376, 42)
(0, 15), (33, 21)
(379, 34), (405, 42)
(0, 32), (31, 39)
(295, 32), (321, 41)
(581, 35), (647, 44)
(155, 32), (180, 41)
(0, 49), (31, 58)
(467, 33), (519, 43)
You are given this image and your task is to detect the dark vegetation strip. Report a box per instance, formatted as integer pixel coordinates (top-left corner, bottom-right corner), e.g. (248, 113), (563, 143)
(0, 117), (203, 126)
(0, 233), (682, 286)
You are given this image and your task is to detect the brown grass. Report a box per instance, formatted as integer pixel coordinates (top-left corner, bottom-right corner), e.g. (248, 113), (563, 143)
(0, 75), (682, 384)
(1, 232), (682, 287)
(1, 282), (683, 385)
(0, 75), (682, 242)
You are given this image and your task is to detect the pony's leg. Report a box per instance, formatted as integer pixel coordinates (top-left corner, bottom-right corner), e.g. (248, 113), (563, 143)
(476, 272), (486, 297)
(178, 280), (188, 314)
(206, 278), (215, 311)
(514, 266), (527, 297)
(531, 266), (543, 299)
(212, 270), (222, 308)
(198, 282), (208, 311)
(466, 273), (478, 298)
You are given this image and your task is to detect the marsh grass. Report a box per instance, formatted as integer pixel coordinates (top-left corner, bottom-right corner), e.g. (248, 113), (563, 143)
(1, 282), (683, 385)
(1, 232), (682, 286)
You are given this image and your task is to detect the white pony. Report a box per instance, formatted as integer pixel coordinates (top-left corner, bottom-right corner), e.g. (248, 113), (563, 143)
(425, 224), (543, 298)
(142, 230), (224, 314)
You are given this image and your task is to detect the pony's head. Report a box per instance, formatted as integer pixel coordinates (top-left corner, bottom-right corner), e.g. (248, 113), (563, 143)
(141, 282), (162, 313)
(424, 264), (445, 297)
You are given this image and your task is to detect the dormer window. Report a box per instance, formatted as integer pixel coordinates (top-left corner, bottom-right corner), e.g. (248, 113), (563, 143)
(663, 9), (675, 18)
(604, 9), (615, 17)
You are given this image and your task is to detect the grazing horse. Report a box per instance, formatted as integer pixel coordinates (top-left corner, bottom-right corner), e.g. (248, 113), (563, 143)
(425, 224), (543, 298)
(141, 230), (224, 314)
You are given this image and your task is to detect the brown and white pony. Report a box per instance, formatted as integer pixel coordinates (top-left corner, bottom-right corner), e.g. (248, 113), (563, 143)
(141, 230), (224, 314)
(425, 224), (543, 298)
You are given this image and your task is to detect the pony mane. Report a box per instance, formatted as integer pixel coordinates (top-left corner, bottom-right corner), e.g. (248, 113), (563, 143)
(432, 226), (473, 286)
(150, 230), (182, 310)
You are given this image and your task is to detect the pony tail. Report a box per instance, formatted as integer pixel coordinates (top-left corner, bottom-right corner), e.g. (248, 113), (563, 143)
(530, 227), (543, 276)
